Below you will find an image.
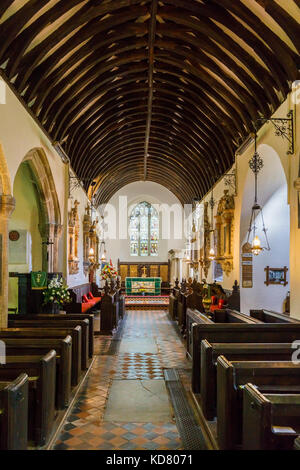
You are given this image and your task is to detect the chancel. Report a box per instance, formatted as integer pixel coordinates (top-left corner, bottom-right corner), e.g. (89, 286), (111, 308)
(0, 0), (300, 454)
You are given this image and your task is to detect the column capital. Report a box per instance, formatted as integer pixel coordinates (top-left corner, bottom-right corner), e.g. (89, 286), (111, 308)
(294, 177), (300, 191)
(0, 194), (15, 218)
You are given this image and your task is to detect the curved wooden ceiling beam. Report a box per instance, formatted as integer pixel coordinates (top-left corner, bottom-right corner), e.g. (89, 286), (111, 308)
(10, 3), (149, 87)
(86, 150), (205, 197)
(0, 0), (298, 203)
(72, 111), (229, 173)
(158, 5), (292, 94)
(78, 129), (222, 186)
(78, 131), (217, 187)
(69, 97), (232, 176)
(63, 82), (238, 164)
(92, 159), (201, 205)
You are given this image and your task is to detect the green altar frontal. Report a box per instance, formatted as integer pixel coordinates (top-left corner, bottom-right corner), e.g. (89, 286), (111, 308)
(125, 277), (162, 296)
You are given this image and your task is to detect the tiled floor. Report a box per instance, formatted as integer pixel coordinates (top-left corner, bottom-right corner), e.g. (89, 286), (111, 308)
(53, 309), (192, 450)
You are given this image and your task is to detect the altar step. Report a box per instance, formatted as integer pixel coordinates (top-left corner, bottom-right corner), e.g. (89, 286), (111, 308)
(125, 295), (169, 309)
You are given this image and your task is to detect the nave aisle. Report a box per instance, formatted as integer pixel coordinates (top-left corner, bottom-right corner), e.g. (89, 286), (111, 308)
(52, 310), (207, 450)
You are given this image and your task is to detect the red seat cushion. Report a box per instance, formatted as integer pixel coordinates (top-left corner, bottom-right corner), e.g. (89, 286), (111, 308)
(81, 303), (91, 313)
(218, 298), (225, 309)
(88, 291), (94, 300)
(210, 305), (219, 313)
(82, 295), (89, 303)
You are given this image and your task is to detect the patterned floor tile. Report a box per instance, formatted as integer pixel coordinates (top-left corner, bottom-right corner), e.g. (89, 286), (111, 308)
(52, 309), (190, 450)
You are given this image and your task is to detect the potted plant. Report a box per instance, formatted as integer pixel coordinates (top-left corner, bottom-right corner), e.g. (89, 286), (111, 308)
(43, 276), (71, 314)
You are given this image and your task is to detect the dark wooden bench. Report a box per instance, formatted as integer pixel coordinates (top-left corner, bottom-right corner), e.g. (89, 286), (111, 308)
(250, 309), (300, 324)
(65, 283), (101, 313)
(8, 319), (89, 371)
(201, 341), (294, 420)
(243, 383), (300, 450)
(0, 373), (28, 450)
(186, 308), (262, 360)
(217, 357), (300, 450)
(0, 328), (81, 386)
(294, 436), (300, 449)
(100, 289), (120, 334)
(14, 314), (94, 358)
(0, 351), (56, 447)
(192, 323), (300, 393)
(2, 336), (72, 409)
(169, 293), (179, 320)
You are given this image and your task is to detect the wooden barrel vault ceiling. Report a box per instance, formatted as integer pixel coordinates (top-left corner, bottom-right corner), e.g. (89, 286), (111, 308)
(0, 1), (299, 205)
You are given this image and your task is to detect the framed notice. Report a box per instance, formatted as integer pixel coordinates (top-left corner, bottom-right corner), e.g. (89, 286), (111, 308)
(265, 266), (288, 286)
(242, 242), (253, 288)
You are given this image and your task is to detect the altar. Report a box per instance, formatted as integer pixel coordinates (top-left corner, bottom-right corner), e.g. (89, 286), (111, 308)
(125, 277), (162, 296)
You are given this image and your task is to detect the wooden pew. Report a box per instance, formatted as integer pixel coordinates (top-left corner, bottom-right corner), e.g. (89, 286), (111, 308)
(243, 384), (300, 450)
(250, 309), (300, 324)
(0, 373), (28, 450)
(13, 314), (94, 358)
(186, 308), (261, 360)
(217, 357), (300, 450)
(0, 328), (81, 386)
(8, 319), (89, 371)
(192, 323), (300, 393)
(201, 341), (294, 420)
(0, 351), (56, 447)
(294, 436), (300, 449)
(2, 336), (72, 409)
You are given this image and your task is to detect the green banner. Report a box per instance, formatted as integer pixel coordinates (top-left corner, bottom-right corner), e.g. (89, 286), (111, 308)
(31, 271), (47, 290)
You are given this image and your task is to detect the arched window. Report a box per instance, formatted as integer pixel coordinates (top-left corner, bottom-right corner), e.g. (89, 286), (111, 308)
(129, 202), (159, 257)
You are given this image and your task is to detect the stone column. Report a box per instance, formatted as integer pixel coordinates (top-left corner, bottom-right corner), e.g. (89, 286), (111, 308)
(0, 194), (15, 328)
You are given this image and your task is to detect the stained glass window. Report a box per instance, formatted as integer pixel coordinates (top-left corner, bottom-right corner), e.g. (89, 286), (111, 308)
(129, 202), (159, 257)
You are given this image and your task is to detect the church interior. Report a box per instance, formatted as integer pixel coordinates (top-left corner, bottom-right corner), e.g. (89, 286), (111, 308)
(0, 0), (300, 453)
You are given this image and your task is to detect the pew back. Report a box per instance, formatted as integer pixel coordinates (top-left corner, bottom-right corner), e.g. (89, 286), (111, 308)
(217, 356), (300, 450)
(0, 373), (28, 450)
(0, 350), (56, 446)
(192, 323), (300, 393)
(200, 341), (295, 420)
(243, 383), (300, 450)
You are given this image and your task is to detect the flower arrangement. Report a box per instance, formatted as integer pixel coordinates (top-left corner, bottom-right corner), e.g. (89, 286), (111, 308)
(101, 259), (118, 280)
(43, 277), (71, 307)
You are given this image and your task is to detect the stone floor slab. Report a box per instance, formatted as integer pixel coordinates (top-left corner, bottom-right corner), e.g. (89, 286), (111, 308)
(119, 339), (157, 354)
(104, 379), (173, 422)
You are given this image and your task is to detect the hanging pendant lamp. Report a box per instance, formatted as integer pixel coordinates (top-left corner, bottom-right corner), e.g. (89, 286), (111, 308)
(246, 132), (271, 256)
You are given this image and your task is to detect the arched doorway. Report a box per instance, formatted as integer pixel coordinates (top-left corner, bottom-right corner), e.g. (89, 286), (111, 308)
(8, 148), (62, 312)
(14, 148), (62, 273)
(240, 144), (290, 313)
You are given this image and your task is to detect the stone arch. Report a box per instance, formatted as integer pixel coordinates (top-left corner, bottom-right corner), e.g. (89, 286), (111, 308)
(19, 148), (62, 272)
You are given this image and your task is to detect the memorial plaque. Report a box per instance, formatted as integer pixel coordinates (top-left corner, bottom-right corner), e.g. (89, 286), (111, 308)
(242, 243), (253, 288)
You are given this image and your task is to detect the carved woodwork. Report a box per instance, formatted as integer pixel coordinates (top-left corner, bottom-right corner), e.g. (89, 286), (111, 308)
(201, 202), (211, 278)
(215, 190), (235, 276)
(0, 2), (298, 205)
(83, 205), (92, 276)
(118, 260), (170, 288)
(68, 200), (80, 275)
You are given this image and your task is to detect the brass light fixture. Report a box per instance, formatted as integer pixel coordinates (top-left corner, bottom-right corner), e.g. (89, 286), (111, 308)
(208, 184), (216, 261)
(246, 132), (271, 256)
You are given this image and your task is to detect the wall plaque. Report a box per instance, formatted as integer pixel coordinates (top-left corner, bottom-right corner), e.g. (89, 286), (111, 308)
(265, 266), (288, 286)
(242, 242), (253, 288)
